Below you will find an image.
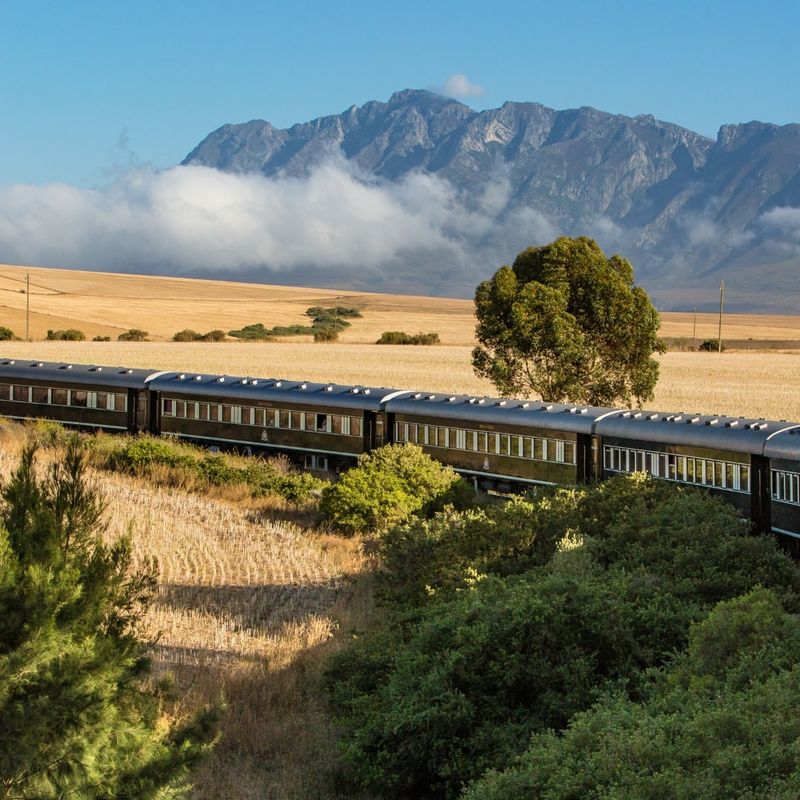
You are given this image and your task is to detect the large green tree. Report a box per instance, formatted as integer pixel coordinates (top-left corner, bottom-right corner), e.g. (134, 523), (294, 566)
(0, 440), (217, 799)
(472, 236), (665, 406)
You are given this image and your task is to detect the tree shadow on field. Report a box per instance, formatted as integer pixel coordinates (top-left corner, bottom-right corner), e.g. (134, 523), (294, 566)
(154, 581), (341, 633)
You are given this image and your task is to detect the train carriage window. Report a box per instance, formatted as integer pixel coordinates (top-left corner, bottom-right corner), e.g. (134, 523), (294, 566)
(253, 407), (265, 427)
(198, 403), (209, 421)
(175, 400), (186, 418)
(603, 446), (611, 470)
(94, 391), (108, 410)
(13, 385), (31, 403)
(32, 386), (49, 404)
(686, 458), (696, 483)
(465, 430), (476, 451)
(303, 412), (315, 431)
(739, 465), (749, 492)
(555, 440), (566, 463)
(70, 390), (88, 408)
(395, 422), (407, 442)
(477, 431), (488, 453)
(713, 461), (724, 488)
(113, 394), (127, 412)
(725, 463), (734, 490)
(792, 474), (800, 504)
(289, 411), (301, 429)
(676, 456), (687, 482)
(219, 405), (231, 423)
(52, 388), (68, 406)
(332, 415), (344, 435)
(278, 410), (289, 429)
(633, 450), (644, 472)
(351, 417), (362, 438)
(0, 383), (10, 400)
(407, 423), (417, 444)
(342, 416), (351, 436)
(510, 435), (522, 457)
(185, 402), (198, 420)
(450, 429), (460, 450)
(316, 413), (329, 433)
(523, 437), (533, 459)
(162, 398), (174, 416)
(667, 454), (676, 480)
(564, 441), (576, 465)
(534, 438), (544, 461)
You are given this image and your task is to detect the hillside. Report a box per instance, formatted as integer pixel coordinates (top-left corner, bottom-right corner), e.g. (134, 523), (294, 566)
(2, 262), (800, 346)
(184, 89), (800, 311)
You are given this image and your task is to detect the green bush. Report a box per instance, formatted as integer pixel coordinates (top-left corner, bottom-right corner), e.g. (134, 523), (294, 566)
(320, 443), (469, 535)
(228, 323), (273, 341)
(173, 329), (202, 342)
(109, 436), (197, 472)
(0, 326), (15, 341)
(699, 338), (725, 352)
(464, 588), (800, 800)
(92, 335), (111, 341)
(46, 328), (86, 341)
(327, 475), (800, 798)
(376, 331), (440, 345)
(200, 329), (226, 341)
(118, 328), (148, 341)
(313, 327), (339, 342)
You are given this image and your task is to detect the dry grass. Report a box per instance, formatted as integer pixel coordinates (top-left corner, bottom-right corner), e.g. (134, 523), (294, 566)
(3, 339), (800, 421)
(2, 261), (799, 347)
(0, 431), (373, 799)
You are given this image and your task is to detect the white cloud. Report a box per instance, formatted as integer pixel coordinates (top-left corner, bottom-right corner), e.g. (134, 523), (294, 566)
(438, 73), (485, 99)
(0, 159), (549, 287)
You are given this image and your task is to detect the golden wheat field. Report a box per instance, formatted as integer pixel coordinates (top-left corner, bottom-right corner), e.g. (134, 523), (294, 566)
(2, 339), (800, 421)
(2, 261), (800, 347)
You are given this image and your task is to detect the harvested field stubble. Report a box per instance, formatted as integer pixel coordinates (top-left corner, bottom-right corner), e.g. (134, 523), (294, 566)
(2, 340), (800, 420)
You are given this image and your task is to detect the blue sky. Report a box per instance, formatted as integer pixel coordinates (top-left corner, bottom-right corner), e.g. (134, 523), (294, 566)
(1, 0), (797, 188)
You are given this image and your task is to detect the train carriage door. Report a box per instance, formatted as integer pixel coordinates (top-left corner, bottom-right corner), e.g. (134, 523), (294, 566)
(132, 389), (149, 432)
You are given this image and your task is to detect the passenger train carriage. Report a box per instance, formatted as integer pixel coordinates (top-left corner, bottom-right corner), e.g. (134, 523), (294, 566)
(1, 357), (800, 545)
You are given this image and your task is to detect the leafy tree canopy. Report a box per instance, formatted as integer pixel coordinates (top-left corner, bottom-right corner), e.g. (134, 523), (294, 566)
(472, 236), (665, 406)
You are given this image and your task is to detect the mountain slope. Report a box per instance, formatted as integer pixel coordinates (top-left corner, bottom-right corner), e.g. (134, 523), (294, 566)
(184, 90), (800, 311)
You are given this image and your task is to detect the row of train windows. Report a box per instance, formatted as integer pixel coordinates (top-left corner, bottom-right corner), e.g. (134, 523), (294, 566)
(604, 446), (750, 493)
(394, 422), (577, 464)
(0, 383), (128, 412)
(772, 470), (800, 506)
(161, 398), (363, 437)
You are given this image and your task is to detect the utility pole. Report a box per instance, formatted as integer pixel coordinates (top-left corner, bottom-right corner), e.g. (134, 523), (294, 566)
(26, 273), (30, 341)
(692, 307), (697, 350)
(717, 280), (725, 353)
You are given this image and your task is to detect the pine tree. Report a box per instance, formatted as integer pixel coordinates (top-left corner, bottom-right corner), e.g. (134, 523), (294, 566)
(0, 438), (217, 799)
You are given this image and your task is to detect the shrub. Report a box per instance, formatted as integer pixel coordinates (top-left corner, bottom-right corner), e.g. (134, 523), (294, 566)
(228, 323), (273, 341)
(109, 436), (196, 473)
(118, 328), (148, 341)
(173, 329), (202, 342)
(200, 329), (226, 341)
(0, 326), (15, 341)
(313, 327), (339, 342)
(699, 338), (725, 352)
(46, 328), (86, 341)
(92, 335), (111, 341)
(320, 443), (468, 535)
(376, 331), (440, 345)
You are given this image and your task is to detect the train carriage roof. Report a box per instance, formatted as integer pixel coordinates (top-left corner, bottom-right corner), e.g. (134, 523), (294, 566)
(385, 391), (619, 434)
(0, 359), (156, 388)
(147, 371), (410, 411)
(763, 426), (800, 461)
(595, 409), (800, 455)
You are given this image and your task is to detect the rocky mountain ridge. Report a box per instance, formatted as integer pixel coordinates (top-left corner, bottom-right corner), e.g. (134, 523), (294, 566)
(184, 90), (800, 311)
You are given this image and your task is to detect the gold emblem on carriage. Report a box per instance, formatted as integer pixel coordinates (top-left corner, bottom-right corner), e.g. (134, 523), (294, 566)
(261, 431), (269, 442)
(483, 457), (490, 470)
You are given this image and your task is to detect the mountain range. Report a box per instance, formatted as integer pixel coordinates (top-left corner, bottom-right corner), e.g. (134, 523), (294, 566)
(183, 90), (800, 312)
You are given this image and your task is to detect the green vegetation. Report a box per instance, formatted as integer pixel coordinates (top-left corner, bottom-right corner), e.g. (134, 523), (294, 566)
(0, 326), (15, 341)
(473, 236), (665, 405)
(699, 337), (726, 352)
(117, 328), (148, 341)
(376, 331), (441, 345)
(46, 328), (85, 340)
(0, 439), (217, 797)
(229, 306), (361, 341)
(92, 335), (111, 341)
(173, 328), (227, 342)
(326, 474), (800, 799)
(320, 443), (471, 535)
(96, 434), (324, 505)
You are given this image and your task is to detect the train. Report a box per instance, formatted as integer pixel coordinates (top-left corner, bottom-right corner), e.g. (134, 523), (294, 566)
(1, 356), (799, 543)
